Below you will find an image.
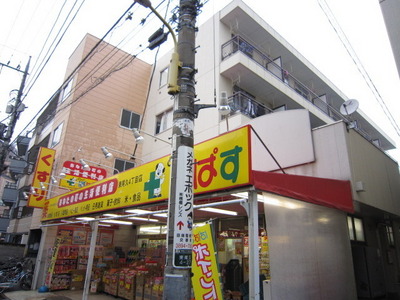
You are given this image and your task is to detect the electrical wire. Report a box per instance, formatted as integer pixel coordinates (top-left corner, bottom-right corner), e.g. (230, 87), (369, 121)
(13, 0), (174, 145)
(11, 1), (139, 143)
(25, 0), (69, 89)
(318, 0), (400, 137)
(23, 0), (87, 103)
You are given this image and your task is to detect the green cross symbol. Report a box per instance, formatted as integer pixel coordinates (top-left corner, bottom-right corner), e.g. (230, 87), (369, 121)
(144, 171), (160, 198)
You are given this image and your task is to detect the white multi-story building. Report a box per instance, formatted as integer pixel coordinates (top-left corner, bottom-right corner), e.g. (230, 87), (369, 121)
(139, 1), (400, 298)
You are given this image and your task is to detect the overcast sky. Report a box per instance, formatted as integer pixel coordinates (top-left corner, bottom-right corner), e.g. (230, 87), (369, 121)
(0, 0), (399, 161)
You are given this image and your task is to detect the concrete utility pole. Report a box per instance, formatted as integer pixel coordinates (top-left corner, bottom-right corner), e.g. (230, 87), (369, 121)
(163, 1), (197, 299)
(135, 0), (197, 298)
(0, 57), (31, 173)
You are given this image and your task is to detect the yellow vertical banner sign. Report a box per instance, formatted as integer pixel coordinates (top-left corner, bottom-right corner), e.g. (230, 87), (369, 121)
(28, 147), (56, 208)
(44, 236), (63, 288)
(192, 224), (223, 300)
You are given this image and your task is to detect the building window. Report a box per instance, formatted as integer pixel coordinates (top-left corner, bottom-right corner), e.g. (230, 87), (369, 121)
(51, 123), (63, 147)
(155, 109), (173, 134)
(386, 226), (394, 246)
(160, 67), (168, 87)
(120, 109), (141, 129)
(114, 158), (136, 174)
(61, 79), (73, 102)
(2, 209), (9, 218)
(347, 216), (365, 242)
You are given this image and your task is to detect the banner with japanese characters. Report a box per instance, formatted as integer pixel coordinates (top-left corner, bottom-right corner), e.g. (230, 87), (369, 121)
(192, 224), (223, 300)
(41, 125), (251, 221)
(59, 161), (106, 190)
(28, 147), (56, 208)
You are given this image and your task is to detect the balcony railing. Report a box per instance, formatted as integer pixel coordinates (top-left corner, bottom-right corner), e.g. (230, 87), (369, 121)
(221, 35), (380, 148)
(2, 183), (18, 206)
(227, 91), (272, 119)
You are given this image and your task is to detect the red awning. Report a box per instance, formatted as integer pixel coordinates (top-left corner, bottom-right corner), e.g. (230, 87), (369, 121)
(251, 171), (354, 213)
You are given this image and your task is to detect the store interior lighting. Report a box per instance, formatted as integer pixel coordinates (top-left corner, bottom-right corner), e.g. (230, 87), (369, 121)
(199, 207), (238, 216)
(125, 208), (168, 219)
(104, 213), (160, 223)
(101, 219), (133, 225)
(132, 128), (171, 145)
(76, 217), (95, 221)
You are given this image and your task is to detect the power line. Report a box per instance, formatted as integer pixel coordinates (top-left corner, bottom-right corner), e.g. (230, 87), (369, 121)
(25, 0), (69, 89)
(23, 0), (87, 102)
(11, 1), (139, 143)
(318, 0), (400, 137)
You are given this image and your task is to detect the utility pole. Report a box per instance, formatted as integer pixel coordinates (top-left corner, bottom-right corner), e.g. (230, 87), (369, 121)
(163, 1), (197, 299)
(135, 0), (198, 298)
(0, 57), (31, 173)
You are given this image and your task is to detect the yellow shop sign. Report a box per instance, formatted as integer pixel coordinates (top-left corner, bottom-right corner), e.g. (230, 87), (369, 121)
(42, 125), (251, 221)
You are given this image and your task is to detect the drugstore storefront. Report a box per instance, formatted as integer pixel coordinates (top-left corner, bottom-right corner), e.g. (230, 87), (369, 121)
(33, 125), (356, 300)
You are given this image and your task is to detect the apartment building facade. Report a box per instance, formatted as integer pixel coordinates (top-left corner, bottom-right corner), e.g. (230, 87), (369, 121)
(4, 33), (152, 257)
(139, 1), (400, 298)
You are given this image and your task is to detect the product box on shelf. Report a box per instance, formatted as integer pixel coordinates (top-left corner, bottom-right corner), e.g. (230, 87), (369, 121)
(150, 277), (163, 300)
(69, 269), (86, 290)
(50, 274), (71, 291)
(135, 273), (148, 300)
(143, 279), (152, 300)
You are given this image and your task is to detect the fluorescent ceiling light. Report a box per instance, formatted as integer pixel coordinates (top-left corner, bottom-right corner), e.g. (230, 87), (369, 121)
(76, 217), (95, 221)
(154, 213), (167, 218)
(101, 220), (133, 225)
(128, 216), (159, 222)
(125, 209), (151, 214)
(103, 213), (120, 217)
(199, 207), (238, 216)
(98, 223), (112, 227)
(231, 192), (264, 202)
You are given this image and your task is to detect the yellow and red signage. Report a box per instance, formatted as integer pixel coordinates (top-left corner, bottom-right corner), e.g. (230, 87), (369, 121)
(59, 161), (106, 190)
(28, 147), (56, 208)
(41, 125), (251, 221)
(192, 224), (223, 300)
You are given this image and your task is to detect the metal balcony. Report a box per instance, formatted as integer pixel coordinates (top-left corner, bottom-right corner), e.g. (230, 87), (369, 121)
(227, 91), (272, 119)
(220, 35), (394, 151)
(2, 183), (18, 206)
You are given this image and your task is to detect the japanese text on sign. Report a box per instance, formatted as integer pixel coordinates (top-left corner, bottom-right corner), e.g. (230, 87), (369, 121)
(28, 147), (56, 208)
(192, 224), (223, 300)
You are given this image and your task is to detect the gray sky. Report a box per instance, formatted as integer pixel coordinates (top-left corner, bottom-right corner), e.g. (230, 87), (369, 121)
(0, 0), (399, 161)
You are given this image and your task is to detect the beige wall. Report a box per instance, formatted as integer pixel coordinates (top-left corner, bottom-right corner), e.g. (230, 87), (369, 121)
(50, 34), (152, 182)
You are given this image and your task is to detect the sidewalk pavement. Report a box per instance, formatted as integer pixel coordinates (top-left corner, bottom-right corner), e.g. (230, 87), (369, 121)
(3, 289), (119, 300)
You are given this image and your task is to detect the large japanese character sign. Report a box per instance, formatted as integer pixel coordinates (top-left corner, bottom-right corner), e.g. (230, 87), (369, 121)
(28, 147), (56, 208)
(192, 224), (223, 300)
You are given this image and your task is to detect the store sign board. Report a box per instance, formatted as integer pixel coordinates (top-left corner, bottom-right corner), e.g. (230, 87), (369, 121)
(41, 155), (171, 221)
(193, 125), (251, 194)
(59, 161), (107, 190)
(41, 126), (251, 221)
(192, 224), (223, 300)
(173, 146), (194, 268)
(28, 147), (56, 208)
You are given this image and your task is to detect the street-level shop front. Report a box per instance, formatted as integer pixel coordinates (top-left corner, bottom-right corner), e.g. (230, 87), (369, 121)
(33, 125), (356, 300)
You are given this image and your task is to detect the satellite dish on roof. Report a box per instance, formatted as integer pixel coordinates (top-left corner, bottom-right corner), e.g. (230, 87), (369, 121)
(340, 99), (359, 116)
